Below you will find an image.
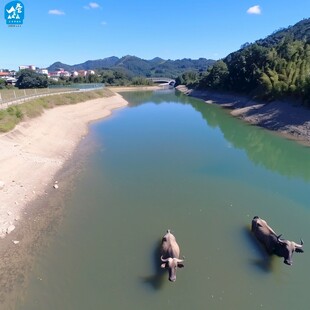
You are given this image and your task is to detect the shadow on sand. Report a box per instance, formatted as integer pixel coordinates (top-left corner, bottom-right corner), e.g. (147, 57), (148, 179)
(141, 239), (167, 290)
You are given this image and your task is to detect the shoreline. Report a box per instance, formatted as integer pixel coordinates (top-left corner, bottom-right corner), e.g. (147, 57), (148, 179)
(1, 84), (308, 241)
(0, 86), (160, 306)
(176, 85), (310, 146)
(0, 91), (129, 240)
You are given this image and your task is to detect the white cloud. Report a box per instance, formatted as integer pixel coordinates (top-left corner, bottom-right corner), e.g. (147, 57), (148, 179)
(89, 2), (100, 9)
(84, 2), (101, 9)
(247, 5), (261, 15)
(48, 9), (65, 15)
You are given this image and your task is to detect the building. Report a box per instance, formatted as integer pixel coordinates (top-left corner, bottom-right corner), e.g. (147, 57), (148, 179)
(19, 65), (36, 71)
(48, 68), (71, 80)
(0, 71), (11, 79)
(37, 68), (48, 75)
(71, 70), (95, 77)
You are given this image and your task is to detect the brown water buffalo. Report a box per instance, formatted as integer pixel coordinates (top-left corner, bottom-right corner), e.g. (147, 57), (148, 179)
(251, 216), (304, 265)
(160, 230), (184, 282)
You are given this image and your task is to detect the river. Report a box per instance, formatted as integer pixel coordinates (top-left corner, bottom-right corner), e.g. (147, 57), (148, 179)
(15, 89), (310, 309)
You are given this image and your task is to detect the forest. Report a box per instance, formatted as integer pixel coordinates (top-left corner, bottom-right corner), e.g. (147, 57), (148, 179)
(176, 18), (310, 106)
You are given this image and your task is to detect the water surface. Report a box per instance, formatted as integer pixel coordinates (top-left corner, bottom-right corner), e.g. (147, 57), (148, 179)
(17, 89), (310, 309)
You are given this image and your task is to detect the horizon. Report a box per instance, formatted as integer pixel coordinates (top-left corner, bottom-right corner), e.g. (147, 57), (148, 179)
(1, 0), (310, 70)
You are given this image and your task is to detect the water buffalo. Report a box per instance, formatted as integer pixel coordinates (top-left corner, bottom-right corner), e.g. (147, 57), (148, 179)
(160, 230), (184, 282)
(251, 216), (304, 265)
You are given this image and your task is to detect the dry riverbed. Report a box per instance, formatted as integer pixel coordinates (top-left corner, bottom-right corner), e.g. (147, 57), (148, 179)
(0, 92), (129, 239)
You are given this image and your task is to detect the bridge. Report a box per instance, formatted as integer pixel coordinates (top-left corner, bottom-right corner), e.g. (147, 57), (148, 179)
(147, 77), (176, 87)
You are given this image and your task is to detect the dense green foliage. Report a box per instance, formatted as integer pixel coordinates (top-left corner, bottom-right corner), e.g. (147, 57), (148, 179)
(96, 69), (152, 86)
(16, 69), (48, 89)
(49, 69), (154, 87)
(175, 71), (201, 87)
(184, 18), (310, 105)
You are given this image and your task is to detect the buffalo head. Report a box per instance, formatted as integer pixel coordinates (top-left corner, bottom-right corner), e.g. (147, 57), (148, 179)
(275, 236), (304, 266)
(160, 256), (184, 282)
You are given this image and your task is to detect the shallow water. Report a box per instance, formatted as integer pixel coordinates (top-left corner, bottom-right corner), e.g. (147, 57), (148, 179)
(16, 89), (310, 309)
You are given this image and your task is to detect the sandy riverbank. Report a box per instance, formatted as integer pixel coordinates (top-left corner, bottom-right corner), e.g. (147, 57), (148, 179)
(177, 85), (310, 146)
(0, 92), (128, 240)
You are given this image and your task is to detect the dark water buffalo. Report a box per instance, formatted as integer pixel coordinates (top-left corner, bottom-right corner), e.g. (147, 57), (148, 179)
(251, 216), (304, 265)
(160, 230), (184, 282)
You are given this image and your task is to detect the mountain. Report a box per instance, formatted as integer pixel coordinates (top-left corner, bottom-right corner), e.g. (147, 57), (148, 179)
(47, 56), (215, 78)
(48, 57), (119, 72)
(111, 55), (153, 76)
(48, 61), (73, 72)
(255, 18), (310, 48)
(196, 18), (310, 104)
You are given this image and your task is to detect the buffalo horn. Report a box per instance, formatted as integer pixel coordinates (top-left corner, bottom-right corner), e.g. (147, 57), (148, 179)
(161, 256), (169, 262)
(295, 239), (304, 248)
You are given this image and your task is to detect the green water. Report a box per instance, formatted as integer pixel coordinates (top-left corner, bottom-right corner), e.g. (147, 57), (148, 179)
(17, 90), (310, 309)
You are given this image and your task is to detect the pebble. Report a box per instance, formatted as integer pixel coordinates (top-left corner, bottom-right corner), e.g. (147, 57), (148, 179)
(7, 224), (16, 234)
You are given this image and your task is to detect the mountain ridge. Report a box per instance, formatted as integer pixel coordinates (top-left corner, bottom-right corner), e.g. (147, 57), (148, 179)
(47, 56), (215, 78)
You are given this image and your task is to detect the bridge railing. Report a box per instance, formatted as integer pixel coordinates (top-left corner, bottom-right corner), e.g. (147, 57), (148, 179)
(147, 77), (176, 83)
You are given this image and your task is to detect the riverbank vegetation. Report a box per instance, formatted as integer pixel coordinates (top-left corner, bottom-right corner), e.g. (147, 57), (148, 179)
(0, 88), (114, 132)
(176, 18), (310, 106)
(11, 69), (155, 89)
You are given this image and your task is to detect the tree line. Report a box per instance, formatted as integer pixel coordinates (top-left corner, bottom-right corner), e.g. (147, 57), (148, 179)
(8, 68), (154, 89)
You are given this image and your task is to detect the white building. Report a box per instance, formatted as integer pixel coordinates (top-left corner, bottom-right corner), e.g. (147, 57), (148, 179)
(19, 65), (36, 71)
(37, 68), (48, 75)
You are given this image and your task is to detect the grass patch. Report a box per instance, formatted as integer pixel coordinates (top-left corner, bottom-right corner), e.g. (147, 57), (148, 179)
(0, 106), (23, 132)
(0, 88), (114, 133)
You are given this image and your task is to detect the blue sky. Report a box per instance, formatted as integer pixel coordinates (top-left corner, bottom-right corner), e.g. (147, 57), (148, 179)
(1, 0), (310, 70)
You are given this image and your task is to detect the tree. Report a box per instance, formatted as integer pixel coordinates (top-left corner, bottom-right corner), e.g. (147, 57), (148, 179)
(198, 60), (229, 89)
(16, 69), (48, 89)
(0, 79), (6, 89)
(175, 71), (199, 86)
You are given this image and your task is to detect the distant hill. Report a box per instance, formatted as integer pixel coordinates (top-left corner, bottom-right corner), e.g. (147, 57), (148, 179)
(48, 56), (215, 78)
(195, 18), (310, 104)
(48, 57), (119, 72)
(255, 18), (310, 47)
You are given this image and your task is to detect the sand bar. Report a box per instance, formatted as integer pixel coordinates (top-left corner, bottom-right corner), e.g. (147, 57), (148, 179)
(0, 92), (128, 239)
